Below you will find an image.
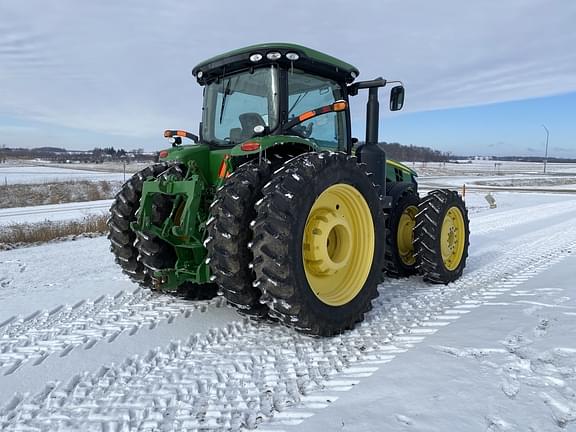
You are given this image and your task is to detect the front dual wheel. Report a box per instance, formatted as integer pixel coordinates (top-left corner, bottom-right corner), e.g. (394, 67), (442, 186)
(250, 152), (385, 336)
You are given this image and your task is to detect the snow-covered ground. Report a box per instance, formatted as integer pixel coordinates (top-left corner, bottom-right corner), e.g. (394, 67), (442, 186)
(0, 200), (112, 227)
(1, 189), (576, 431)
(410, 160), (576, 176)
(0, 164), (128, 185)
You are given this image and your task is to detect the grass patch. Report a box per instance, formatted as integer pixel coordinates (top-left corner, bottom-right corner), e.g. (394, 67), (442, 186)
(0, 214), (108, 249)
(0, 180), (121, 208)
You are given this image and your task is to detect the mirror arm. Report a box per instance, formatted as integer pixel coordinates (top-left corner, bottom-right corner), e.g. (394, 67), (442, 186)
(348, 77), (387, 96)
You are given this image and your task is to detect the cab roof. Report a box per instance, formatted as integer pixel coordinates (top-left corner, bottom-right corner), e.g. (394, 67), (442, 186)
(192, 43), (360, 85)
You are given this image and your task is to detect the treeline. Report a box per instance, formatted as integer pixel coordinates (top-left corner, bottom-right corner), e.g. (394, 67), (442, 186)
(0, 146), (156, 163)
(92, 147), (128, 158)
(494, 156), (576, 163)
(367, 142), (450, 162)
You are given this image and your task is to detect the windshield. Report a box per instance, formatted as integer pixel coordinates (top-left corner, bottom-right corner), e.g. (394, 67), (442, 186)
(202, 67), (279, 146)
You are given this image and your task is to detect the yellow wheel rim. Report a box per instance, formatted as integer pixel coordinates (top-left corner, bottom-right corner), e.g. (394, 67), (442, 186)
(302, 184), (375, 306)
(397, 205), (418, 266)
(441, 207), (466, 271)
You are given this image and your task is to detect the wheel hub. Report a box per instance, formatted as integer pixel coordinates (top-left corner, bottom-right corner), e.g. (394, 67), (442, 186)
(303, 209), (352, 275)
(302, 184), (375, 306)
(441, 207), (466, 271)
(397, 205), (418, 266)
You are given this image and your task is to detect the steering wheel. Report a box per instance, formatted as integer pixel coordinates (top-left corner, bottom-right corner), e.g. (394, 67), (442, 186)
(292, 122), (314, 138)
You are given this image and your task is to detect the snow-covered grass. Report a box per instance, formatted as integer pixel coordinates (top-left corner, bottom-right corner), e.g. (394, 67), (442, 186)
(0, 214), (107, 248)
(0, 180), (120, 208)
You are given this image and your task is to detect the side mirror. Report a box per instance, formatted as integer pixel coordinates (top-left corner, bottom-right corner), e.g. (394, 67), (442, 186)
(390, 86), (405, 111)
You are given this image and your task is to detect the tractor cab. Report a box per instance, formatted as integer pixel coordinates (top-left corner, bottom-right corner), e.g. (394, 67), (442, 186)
(190, 43), (403, 154)
(192, 43), (356, 152)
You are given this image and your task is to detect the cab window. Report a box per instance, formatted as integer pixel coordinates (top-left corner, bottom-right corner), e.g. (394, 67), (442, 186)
(287, 70), (347, 150)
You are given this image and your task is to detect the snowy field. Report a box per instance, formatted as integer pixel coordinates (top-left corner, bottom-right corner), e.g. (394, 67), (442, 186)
(1, 186), (576, 431)
(0, 164), (130, 185)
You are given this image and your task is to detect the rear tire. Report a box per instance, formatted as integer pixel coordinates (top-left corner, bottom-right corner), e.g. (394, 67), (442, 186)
(414, 189), (470, 284)
(107, 163), (170, 287)
(384, 182), (420, 278)
(206, 160), (272, 315)
(251, 152), (385, 336)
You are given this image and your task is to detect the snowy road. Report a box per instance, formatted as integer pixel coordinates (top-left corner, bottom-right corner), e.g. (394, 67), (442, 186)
(0, 200), (113, 226)
(1, 191), (576, 431)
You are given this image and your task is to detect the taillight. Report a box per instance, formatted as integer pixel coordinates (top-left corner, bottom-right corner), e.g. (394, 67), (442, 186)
(240, 142), (260, 152)
(159, 150), (169, 158)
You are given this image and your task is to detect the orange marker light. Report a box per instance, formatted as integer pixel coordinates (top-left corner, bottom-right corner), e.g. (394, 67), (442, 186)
(163, 130), (172, 138)
(332, 101), (348, 111)
(218, 155), (230, 178)
(176, 130), (187, 137)
(240, 142), (260, 152)
(298, 111), (316, 122)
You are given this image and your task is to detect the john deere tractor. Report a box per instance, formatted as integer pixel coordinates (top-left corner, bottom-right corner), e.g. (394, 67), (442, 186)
(108, 43), (470, 336)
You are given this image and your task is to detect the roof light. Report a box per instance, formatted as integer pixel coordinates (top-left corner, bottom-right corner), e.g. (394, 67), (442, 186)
(249, 53), (263, 62)
(240, 142), (261, 152)
(350, 71), (357, 79)
(285, 52), (299, 61)
(197, 71), (203, 78)
(266, 52), (281, 60)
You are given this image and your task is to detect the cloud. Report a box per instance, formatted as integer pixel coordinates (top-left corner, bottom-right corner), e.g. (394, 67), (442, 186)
(0, 0), (575, 149)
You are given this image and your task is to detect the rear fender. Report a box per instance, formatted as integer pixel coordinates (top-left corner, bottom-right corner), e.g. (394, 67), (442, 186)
(229, 135), (318, 158)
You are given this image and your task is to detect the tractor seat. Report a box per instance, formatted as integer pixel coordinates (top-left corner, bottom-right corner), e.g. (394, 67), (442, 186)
(239, 113), (265, 136)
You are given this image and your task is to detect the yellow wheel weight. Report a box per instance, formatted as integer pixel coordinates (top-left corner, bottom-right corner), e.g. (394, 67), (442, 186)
(440, 206), (466, 271)
(302, 184), (375, 306)
(397, 205), (418, 266)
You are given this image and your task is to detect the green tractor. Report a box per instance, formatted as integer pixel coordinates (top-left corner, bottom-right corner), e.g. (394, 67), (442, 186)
(108, 43), (470, 336)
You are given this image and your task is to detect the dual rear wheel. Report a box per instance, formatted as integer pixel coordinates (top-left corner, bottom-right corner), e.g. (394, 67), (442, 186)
(208, 152), (470, 336)
(208, 152), (384, 336)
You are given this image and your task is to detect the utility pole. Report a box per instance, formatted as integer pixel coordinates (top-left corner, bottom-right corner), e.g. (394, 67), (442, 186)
(541, 124), (549, 174)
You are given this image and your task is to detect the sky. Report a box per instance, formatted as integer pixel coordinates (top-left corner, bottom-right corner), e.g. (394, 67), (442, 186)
(0, 0), (575, 157)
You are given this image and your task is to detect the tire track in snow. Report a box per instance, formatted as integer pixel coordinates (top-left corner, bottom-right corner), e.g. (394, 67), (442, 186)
(0, 289), (232, 375)
(5, 194), (557, 375)
(2, 221), (576, 431)
(470, 198), (576, 235)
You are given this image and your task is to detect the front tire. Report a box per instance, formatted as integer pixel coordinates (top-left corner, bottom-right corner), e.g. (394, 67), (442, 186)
(251, 152), (385, 336)
(414, 189), (470, 284)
